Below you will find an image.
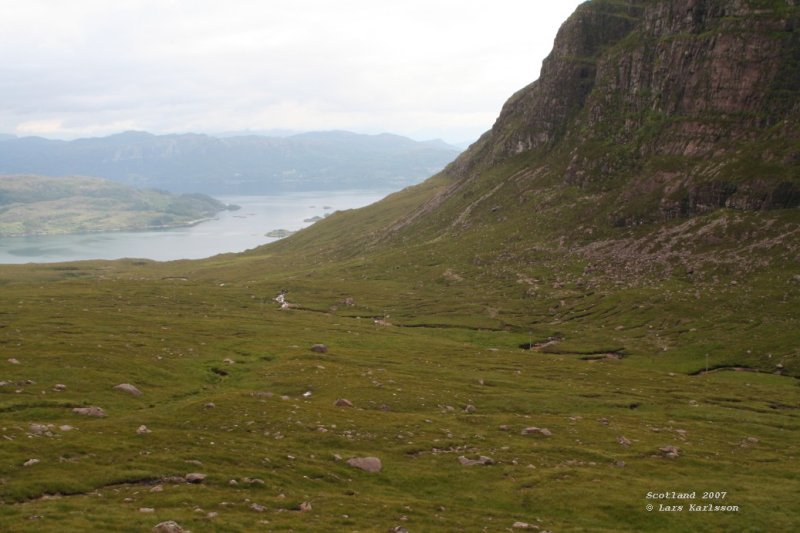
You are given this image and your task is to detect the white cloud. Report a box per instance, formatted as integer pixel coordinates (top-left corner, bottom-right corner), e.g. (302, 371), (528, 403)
(0, 0), (584, 142)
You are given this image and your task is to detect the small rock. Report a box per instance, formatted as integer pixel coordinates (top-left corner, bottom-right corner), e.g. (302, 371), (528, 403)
(185, 473), (206, 484)
(29, 423), (53, 436)
(311, 343), (328, 353)
(335, 398), (354, 408)
(53, 384), (67, 391)
(512, 522), (534, 529)
(391, 526), (409, 533)
(617, 435), (631, 447)
(659, 446), (680, 459)
(299, 501), (312, 512)
(464, 404), (477, 414)
(522, 427), (552, 437)
(8, 358), (20, 365)
(204, 402), (216, 409)
(73, 406), (107, 417)
(23, 458), (40, 467)
(615, 460), (626, 468)
(137, 425), (152, 435)
(223, 358), (235, 364)
(59, 425), (75, 432)
(139, 508), (155, 513)
(207, 512), (218, 519)
(346, 456), (382, 473)
(458, 455), (494, 466)
(229, 479), (238, 486)
(150, 485), (164, 493)
(113, 383), (142, 397)
(250, 503), (267, 512)
(152, 521), (184, 533)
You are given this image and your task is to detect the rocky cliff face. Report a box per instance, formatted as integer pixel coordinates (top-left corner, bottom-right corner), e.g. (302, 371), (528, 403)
(446, 0), (800, 226)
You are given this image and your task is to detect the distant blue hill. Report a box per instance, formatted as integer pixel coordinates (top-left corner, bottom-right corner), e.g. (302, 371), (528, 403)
(0, 130), (461, 194)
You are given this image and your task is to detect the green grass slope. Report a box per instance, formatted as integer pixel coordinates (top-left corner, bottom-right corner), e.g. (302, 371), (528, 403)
(0, 259), (797, 532)
(1, 0), (799, 530)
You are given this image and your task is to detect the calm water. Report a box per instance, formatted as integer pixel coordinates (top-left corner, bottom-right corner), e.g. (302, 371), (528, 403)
(0, 191), (387, 264)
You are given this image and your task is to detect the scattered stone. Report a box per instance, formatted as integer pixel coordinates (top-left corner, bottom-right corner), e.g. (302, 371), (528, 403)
(615, 460), (626, 468)
(140, 508), (155, 513)
(162, 476), (186, 484)
(29, 423), (53, 436)
(740, 436), (760, 447)
(464, 404), (477, 414)
(512, 522), (536, 529)
(73, 406), (107, 417)
(252, 391), (274, 398)
(346, 456), (382, 473)
(23, 458), (40, 467)
(335, 398), (354, 408)
(114, 383), (142, 397)
(8, 358), (20, 365)
(311, 344), (328, 353)
(458, 455), (494, 466)
(150, 485), (164, 493)
(59, 425), (75, 432)
(137, 425), (152, 435)
(53, 384), (67, 391)
(499, 424), (510, 431)
(250, 503), (267, 512)
(204, 402), (216, 409)
(223, 358), (235, 364)
(229, 479), (238, 486)
(391, 526), (409, 533)
(522, 427), (552, 437)
(207, 512), (219, 519)
(299, 501), (312, 512)
(185, 473), (206, 484)
(617, 435), (631, 447)
(242, 477), (265, 485)
(152, 521), (185, 533)
(659, 446), (681, 459)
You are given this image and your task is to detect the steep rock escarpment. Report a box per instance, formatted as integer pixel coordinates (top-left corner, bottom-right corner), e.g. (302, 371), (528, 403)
(442, 0), (800, 227)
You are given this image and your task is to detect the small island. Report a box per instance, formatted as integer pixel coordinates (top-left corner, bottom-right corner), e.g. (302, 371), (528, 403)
(0, 174), (234, 237)
(265, 229), (296, 238)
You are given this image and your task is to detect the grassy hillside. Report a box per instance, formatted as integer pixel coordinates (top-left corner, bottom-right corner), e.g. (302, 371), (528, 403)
(0, 0), (798, 531)
(0, 175), (231, 237)
(0, 237), (797, 532)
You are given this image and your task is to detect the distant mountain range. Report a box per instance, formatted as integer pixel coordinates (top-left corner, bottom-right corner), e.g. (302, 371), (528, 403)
(0, 130), (461, 194)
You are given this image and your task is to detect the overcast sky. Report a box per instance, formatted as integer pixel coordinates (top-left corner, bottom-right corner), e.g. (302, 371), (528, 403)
(0, 1), (584, 143)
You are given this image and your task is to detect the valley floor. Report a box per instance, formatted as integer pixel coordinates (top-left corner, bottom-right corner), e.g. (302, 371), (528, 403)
(0, 260), (798, 532)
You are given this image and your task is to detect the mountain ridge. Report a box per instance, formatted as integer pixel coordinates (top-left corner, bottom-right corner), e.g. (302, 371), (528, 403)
(0, 130), (460, 194)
